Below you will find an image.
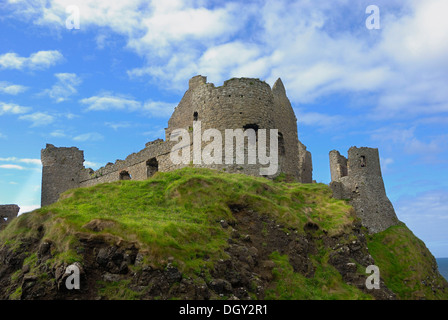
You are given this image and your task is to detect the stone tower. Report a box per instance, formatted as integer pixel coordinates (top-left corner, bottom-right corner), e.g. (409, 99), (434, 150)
(41, 144), (85, 207)
(329, 147), (399, 233)
(166, 75), (313, 182)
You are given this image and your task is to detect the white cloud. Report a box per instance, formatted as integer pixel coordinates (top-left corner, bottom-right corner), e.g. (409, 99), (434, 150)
(80, 93), (140, 111)
(84, 161), (102, 169)
(50, 129), (67, 137)
(43, 73), (82, 102)
(19, 158), (42, 165)
(104, 122), (131, 130)
(80, 93), (175, 118)
(0, 50), (63, 70)
(4, 0), (448, 122)
(19, 112), (55, 127)
(0, 157), (41, 166)
(0, 164), (24, 170)
(0, 81), (28, 95)
(73, 132), (104, 142)
(370, 126), (447, 160)
(0, 102), (31, 115)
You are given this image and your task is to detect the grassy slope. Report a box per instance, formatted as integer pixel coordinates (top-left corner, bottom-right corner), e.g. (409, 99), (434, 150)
(368, 223), (447, 300)
(1, 167), (446, 299)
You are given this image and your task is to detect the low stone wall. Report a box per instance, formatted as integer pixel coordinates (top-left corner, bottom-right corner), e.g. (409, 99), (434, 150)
(0, 205), (20, 230)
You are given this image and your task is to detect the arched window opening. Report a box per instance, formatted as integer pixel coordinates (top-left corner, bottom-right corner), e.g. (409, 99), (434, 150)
(119, 170), (131, 180)
(243, 123), (259, 142)
(193, 111), (198, 121)
(243, 123), (259, 132)
(360, 156), (366, 168)
(146, 158), (159, 178)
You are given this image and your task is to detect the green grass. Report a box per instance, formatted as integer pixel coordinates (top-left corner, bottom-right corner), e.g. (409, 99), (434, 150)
(97, 279), (141, 300)
(1, 167), (445, 300)
(368, 223), (448, 300)
(265, 251), (372, 300)
(1, 168), (352, 274)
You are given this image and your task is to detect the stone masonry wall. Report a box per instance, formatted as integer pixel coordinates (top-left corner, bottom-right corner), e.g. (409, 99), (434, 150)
(329, 150), (348, 182)
(329, 147), (399, 233)
(166, 76), (309, 180)
(298, 141), (313, 183)
(41, 144), (85, 207)
(0, 204), (20, 230)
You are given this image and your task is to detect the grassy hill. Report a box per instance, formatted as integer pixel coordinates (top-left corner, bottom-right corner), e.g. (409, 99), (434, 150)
(1, 167), (447, 300)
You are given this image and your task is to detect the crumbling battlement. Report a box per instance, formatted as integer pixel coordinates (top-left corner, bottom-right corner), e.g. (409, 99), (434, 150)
(329, 147), (399, 233)
(0, 204), (20, 230)
(40, 75), (314, 207)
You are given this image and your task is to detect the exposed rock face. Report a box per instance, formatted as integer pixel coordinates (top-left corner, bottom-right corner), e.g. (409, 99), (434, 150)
(0, 208), (398, 300)
(329, 147), (399, 233)
(0, 205), (19, 230)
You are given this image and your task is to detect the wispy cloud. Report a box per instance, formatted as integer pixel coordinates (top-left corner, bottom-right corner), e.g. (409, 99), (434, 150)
(0, 81), (28, 95)
(0, 50), (63, 70)
(42, 73), (82, 102)
(80, 93), (175, 118)
(49, 129), (67, 138)
(105, 121), (132, 130)
(19, 112), (55, 127)
(73, 132), (104, 142)
(0, 102), (31, 115)
(80, 93), (140, 111)
(0, 157), (41, 166)
(371, 126), (443, 156)
(0, 164), (24, 170)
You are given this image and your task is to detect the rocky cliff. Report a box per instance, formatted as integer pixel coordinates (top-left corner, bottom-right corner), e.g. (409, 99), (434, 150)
(0, 168), (446, 300)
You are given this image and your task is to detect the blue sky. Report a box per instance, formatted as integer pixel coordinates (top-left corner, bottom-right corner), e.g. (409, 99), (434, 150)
(1, 0), (447, 257)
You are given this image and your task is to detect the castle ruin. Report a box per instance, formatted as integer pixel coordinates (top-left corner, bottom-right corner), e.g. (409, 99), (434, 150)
(329, 147), (399, 233)
(39, 75), (398, 234)
(41, 76), (313, 207)
(0, 205), (20, 230)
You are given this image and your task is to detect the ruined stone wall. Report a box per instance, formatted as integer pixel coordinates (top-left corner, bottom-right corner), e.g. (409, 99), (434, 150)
(78, 139), (176, 188)
(0, 204), (20, 230)
(41, 144), (85, 207)
(166, 76), (309, 180)
(329, 147), (399, 233)
(41, 75), (313, 206)
(329, 150), (348, 182)
(298, 141), (313, 183)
